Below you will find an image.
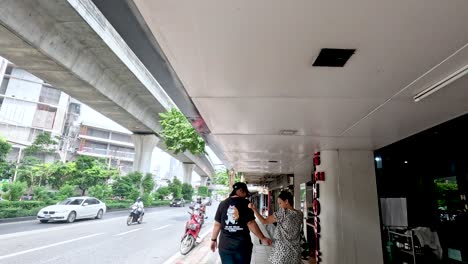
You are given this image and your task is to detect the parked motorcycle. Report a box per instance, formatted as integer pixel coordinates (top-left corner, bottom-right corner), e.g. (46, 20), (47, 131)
(180, 207), (202, 255)
(126, 205), (144, 226)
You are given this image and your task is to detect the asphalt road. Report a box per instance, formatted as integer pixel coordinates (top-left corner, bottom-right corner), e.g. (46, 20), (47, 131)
(0, 203), (218, 264)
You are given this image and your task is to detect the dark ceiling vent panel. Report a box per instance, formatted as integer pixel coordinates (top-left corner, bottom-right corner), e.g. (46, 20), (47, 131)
(313, 48), (356, 67)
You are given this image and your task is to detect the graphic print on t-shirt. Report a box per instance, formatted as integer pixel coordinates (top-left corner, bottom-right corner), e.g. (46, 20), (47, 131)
(224, 204), (244, 233)
(225, 205), (239, 224)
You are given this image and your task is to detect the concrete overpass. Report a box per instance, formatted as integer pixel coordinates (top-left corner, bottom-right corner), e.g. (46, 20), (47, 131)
(0, 0), (214, 183)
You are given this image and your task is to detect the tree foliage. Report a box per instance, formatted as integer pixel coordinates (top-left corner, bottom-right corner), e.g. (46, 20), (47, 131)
(68, 156), (109, 196)
(89, 185), (112, 200)
(154, 186), (171, 200)
(0, 137), (12, 161)
(2, 181), (26, 201)
(182, 183), (194, 201)
(24, 133), (59, 156)
(198, 186), (209, 198)
(159, 108), (206, 155)
(57, 184), (76, 201)
(16, 156), (41, 192)
(142, 173), (155, 194)
(212, 169), (241, 186)
(168, 177), (183, 199)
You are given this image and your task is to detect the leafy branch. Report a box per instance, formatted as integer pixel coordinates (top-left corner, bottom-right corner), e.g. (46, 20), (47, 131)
(159, 108), (206, 155)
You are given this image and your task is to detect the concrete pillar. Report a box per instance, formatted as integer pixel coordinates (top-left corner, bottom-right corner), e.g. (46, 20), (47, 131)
(132, 134), (159, 174)
(316, 150), (383, 264)
(200, 175), (208, 186)
(182, 163), (195, 184)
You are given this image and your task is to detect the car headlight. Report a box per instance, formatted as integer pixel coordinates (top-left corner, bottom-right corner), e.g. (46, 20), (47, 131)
(55, 210), (69, 214)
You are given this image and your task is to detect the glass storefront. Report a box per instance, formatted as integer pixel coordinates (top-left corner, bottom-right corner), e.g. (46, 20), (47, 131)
(375, 114), (468, 264)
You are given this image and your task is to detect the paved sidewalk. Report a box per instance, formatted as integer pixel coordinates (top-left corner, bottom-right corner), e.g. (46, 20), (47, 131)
(172, 220), (273, 264)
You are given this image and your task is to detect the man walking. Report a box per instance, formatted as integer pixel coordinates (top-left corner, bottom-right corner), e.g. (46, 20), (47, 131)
(211, 182), (272, 263)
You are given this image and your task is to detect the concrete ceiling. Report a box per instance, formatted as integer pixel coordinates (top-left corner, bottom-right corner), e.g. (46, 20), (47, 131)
(133, 0), (468, 179)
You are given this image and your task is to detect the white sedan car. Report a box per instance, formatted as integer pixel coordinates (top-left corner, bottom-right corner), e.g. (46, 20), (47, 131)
(37, 196), (106, 223)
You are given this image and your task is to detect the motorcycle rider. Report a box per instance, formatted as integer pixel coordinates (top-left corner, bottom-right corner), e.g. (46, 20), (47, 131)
(132, 197), (144, 218)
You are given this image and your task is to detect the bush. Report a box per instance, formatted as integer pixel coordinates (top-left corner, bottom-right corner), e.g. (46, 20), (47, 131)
(153, 187), (170, 201)
(0, 201), (46, 210)
(88, 185), (112, 200)
(33, 186), (48, 201)
(0, 207), (41, 218)
(128, 189), (140, 202)
(142, 193), (152, 206)
(2, 181), (26, 201)
(56, 184), (76, 201)
(182, 183), (194, 201)
(198, 186), (209, 198)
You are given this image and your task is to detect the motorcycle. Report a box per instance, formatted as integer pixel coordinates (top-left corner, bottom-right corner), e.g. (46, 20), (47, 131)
(180, 207), (203, 255)
(126, 205), (144, 226)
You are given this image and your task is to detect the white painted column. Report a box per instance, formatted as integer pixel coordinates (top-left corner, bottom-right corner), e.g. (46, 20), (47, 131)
(317, 150), (383, 264)
(182, 163), (195, 184)
(200, 175), (208, 186)
(131, 134), (159, 174)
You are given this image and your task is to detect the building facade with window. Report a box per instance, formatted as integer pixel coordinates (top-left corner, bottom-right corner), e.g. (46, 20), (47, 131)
(75, 122), (135, 174)
(0, 57), (69, 163)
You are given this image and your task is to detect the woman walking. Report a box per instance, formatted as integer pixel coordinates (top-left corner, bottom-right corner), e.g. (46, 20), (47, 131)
(249, 191), (304, 264)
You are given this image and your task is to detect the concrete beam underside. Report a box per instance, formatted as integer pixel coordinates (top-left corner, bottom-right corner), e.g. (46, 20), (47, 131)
(0, 0), (215, 181)
(0, 0), (173, 134)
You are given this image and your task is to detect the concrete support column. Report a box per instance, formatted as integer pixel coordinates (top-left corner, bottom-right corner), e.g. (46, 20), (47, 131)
(132, 134), (159, 174)
(200, 175), (208, 186)
(317, 150), (383, 264)
(182, 163), (195, 184)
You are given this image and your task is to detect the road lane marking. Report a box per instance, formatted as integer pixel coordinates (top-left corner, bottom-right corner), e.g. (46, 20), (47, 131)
(152, 224), (171, 231)
(0, 233), (104, 260)
(113, 228), (142, 236)
(0, 210), (171, 240)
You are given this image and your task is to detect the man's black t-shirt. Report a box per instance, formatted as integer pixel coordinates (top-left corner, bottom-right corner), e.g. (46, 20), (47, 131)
(215, 196), (255, 252)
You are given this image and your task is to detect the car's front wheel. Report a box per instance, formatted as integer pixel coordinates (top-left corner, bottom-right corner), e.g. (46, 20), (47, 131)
(66, 211), (76, 223)
(95, 209), (103, 219)
(40, 220), (48, 223)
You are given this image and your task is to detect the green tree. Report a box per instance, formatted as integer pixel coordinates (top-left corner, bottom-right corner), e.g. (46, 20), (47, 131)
(198, 186), (209, 198)
(141, 173), (155, 194)
(16, 156), (41, 193)
(212, 169), (241, 186)
(89, 185), (112, 200)
(112, 176), (135, 198)
(0, 137), (12, 161)
(33, 185), (48, 201)
(0, 161), (15, 180)
(68, 156), (108, 196)
(154, 186), (170, 200)
(23, 133), (59, 156)
(48, 162), (75, 189)
(3, 181), (26, 201)
(159, 108), (206, 155)
(57, 184), (76, 201)
(181, 183), (194, 200)
(168, 177), (182, 198)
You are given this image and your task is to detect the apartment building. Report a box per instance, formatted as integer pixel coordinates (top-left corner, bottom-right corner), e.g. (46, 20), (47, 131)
(0, 57), (69, 162)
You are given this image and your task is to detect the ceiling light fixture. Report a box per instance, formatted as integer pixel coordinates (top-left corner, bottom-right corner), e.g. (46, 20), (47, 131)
(414, 64), (468, 102)
(280, 129), (298, 136)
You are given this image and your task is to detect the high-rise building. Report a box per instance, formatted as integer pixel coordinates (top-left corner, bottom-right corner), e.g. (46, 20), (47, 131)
(0, 57), (69, 163)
